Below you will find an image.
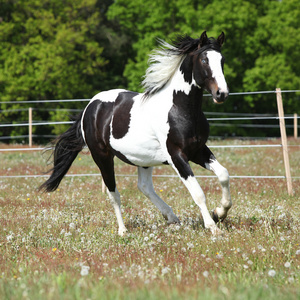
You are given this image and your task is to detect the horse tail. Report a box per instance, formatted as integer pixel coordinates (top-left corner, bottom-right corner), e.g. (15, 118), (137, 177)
(39, 111), (85, 192)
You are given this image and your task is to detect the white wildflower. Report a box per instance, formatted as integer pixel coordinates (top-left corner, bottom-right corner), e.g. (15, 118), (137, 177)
(284, 262), (291, 268)
(69, 223), (76, 229)
(80, 265), (90, 276)
(187, 242), (194, 249)
(268, 269), (276, 277)
(288, 277), (295, 283)
(161, 267), (170, 275)
(203, 271), (209, 278)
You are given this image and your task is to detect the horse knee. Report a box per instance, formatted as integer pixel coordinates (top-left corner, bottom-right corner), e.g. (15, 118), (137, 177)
(218, 167), (229, 185)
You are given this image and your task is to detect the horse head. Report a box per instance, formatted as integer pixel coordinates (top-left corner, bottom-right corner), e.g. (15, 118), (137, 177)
(192, 31), (229, 104)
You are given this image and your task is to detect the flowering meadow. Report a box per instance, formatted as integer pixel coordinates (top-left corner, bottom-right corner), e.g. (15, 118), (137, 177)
(0, 139), (299, 299)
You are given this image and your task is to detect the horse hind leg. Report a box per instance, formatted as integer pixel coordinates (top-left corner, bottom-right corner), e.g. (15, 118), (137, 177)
(107, 188), (127, 236)
(137, 167), (180, 224)
(91, 151), (127, 236)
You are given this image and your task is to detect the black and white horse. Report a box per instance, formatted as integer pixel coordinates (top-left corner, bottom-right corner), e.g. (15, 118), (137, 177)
(40, 31), (232, 236)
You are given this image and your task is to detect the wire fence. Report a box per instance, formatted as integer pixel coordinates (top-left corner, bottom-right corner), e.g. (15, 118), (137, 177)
(1, 174), (299, 179)
(1, 89), (299, 141)
(1, 89), (299, 191)
(0, 143), (299, 180)
(0, 112), (298, 140)
(1, 89), (300, 105)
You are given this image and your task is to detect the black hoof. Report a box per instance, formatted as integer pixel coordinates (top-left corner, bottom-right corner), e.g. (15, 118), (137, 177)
(211, 210), (220, 223)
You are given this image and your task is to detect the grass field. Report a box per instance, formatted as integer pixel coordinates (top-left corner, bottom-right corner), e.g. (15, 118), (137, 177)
(0, 139), (299, 299)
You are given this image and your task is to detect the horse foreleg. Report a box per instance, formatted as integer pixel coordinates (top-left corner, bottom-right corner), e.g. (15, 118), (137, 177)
(192, 145), (232, 222)
(137, 167), (180, 224)
(205, 157), (232, 222)
(170, 154), (222, 236)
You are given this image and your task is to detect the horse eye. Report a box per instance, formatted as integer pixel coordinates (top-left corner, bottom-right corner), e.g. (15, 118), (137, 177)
(201, 59), (206, 64)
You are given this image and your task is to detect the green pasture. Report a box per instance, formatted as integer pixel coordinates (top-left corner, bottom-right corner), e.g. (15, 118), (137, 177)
(0, 139), (299, 299)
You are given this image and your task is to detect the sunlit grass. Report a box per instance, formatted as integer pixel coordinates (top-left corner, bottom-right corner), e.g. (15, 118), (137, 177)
(0, 139), (299, 299)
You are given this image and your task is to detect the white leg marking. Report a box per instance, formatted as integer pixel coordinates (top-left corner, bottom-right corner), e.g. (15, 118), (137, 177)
(205, 159), (232, 219)
(137, 167), (180, 224)
(107, 189), (127, 236)
(182, 176), (221, 235)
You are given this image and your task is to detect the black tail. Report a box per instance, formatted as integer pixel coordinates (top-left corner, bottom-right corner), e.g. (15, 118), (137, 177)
(39, 112), (85, 192)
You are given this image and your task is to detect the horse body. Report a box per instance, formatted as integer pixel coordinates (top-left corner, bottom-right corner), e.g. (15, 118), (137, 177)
(40, 31), (232, 236)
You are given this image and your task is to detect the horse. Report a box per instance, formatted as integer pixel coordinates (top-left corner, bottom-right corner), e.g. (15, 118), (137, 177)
(40, 31), (232, 236)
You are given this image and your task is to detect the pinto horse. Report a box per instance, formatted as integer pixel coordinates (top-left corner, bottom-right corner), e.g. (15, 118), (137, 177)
(40, 31), (232, 236)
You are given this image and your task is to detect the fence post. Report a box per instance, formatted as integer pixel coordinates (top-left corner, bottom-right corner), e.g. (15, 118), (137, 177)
(294, 113), (298, 139)
(276, 88), (293, 195)
(29, 107), (32, 147)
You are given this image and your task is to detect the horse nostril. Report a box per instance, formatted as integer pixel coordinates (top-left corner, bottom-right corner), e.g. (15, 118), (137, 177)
(216, 89), (223, 101)
(216, 90), (228, 102)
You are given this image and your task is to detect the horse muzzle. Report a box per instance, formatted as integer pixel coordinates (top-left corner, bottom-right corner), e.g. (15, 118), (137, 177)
(213, 89), (229, 104)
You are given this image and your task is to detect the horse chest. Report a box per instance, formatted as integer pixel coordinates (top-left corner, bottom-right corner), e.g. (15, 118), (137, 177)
(167, 100), (209, 147)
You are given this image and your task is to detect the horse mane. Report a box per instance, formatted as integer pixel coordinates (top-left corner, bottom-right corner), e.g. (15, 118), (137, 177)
(142, 35), (221, 97)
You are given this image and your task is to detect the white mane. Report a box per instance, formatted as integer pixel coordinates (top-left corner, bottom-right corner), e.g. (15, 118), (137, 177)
(142, 40), (185, 96)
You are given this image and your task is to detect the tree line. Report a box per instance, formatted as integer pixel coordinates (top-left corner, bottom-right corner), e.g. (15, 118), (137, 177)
(0, 0), (299, 141)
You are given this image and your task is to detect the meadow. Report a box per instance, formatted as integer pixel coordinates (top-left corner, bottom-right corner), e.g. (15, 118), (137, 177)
(0, 139), (299, 299)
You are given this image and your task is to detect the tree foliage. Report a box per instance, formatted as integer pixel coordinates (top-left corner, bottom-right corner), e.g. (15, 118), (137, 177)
(0, 0), (108, 101)
(0, 0), (299, 140)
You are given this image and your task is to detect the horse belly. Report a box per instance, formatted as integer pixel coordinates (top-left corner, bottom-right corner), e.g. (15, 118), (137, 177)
(110, 132), (168, 167)
(109, 90), (173, 167)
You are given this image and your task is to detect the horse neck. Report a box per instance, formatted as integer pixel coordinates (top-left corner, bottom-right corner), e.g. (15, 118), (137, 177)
(168, 67), (204, 109)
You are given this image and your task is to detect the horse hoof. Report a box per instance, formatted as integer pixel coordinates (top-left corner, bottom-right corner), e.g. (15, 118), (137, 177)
(163, 213), (180, 224)
(168, 219), (181, 226)
(118, 228), (128, 236)
(211, 226), (223, 237)
(211, 210), (220, 223)
(168, 216), (180, 224)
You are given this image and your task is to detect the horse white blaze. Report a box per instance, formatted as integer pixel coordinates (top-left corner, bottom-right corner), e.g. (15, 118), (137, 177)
(206, 51), (228, 95)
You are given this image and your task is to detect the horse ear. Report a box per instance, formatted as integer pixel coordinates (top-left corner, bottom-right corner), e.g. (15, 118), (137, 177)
(198, 31), (208, 48)
(217, 32), (225, 47)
